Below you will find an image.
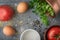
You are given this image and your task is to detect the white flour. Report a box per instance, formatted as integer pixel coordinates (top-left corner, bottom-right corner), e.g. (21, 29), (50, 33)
(21, 30), (40, 40)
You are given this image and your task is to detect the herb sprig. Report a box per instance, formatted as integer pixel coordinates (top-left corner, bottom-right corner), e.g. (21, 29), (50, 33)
(29, 0), (54, 25)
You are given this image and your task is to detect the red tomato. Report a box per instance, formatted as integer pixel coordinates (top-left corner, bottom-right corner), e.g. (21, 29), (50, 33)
(0, 5), (14, 21)
(47, 26), (60, 40)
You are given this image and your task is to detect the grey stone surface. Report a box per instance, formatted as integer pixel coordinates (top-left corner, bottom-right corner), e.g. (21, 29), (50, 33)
(0, 0), (60, 40)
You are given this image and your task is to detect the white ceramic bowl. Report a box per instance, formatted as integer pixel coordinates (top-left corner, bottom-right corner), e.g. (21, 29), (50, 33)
(20, 29), (41, 40)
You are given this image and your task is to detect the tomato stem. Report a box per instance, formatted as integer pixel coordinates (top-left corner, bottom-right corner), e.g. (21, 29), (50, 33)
(54, 34), (60, 40)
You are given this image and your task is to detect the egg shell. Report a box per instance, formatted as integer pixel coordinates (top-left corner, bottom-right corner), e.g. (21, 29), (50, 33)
(3, 26), (16, 36)
(17, 2), (28, 13)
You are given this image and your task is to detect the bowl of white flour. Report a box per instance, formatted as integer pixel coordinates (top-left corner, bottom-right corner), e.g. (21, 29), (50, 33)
(20, 29), (41, 40)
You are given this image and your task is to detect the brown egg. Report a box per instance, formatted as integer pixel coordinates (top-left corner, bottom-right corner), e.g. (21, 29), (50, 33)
(17, 2), (28, 13)
(3, 25), (16, 36)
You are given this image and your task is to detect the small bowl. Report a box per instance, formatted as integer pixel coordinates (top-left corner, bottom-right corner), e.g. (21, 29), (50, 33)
(20, 29), (41, 40)
(44, 25), (60, 40)
(46, 0), (60, 15)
